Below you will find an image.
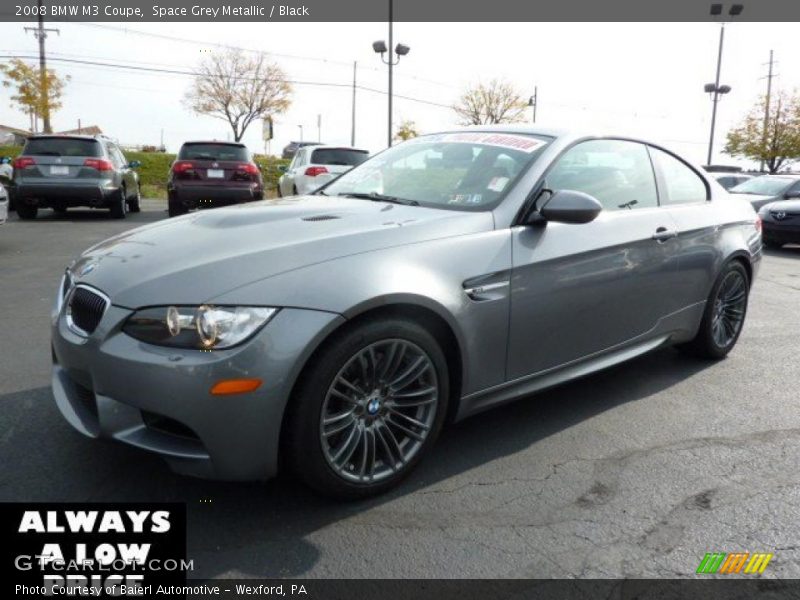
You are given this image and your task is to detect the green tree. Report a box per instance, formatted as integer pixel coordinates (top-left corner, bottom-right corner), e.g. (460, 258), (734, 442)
(0, 58), (69, 133)
(184, 50), (292, 142)
(724, 90), (800, 173)
(452, 78), (527, 126)
(394, 119), (419, 142)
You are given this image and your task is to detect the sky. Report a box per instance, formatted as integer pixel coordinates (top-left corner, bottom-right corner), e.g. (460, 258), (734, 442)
(0, 21), (798, 167)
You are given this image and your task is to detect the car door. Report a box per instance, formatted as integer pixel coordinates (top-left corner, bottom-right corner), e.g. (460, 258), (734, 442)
(507, 138), (682, 380)
(283, 150), (303, 195)
(647, 145), (717, 307)
(114, 145), (135, 196)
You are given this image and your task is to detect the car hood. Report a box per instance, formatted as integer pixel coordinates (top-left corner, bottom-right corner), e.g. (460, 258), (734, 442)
(761, 199), (800, 213)
(70, 196), (494, 308)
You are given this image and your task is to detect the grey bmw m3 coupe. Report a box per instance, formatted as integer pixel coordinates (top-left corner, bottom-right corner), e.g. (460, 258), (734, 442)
(51, 127), (762, 498)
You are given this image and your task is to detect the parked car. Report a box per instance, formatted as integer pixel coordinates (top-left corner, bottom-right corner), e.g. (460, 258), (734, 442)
(713, 172), (752, 190)
(0, 183), (8, 225)
(0, 157), (13, 211)
(281, 140), (322, 160)
(758, 199), (800, 248)
(51, 127), (761, 498)
(167, 141), (264, 217)
(12, 135), (141, 220)
(728, 174), (800, 211)
(278, 145), (369, 196)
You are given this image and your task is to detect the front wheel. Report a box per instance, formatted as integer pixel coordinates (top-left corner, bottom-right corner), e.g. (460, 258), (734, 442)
(287, 318), (450, 499)
(678, 261), (749, 359)
(128, 185), (141, 213)
(16, 202), (37, 220)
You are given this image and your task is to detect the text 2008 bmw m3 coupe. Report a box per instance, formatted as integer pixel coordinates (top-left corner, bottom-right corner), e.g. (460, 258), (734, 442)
(51, 127), (762, 498)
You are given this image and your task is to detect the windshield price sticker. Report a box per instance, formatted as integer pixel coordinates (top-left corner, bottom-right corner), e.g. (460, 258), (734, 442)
(413, 132), (547, 153)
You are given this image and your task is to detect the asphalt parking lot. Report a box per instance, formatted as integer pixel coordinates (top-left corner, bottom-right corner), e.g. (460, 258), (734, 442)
(1, 200), (799, 579)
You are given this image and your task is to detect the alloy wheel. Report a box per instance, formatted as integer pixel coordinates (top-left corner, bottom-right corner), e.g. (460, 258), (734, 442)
(711, 270), (747, 348)
(320, 339), (439, 484)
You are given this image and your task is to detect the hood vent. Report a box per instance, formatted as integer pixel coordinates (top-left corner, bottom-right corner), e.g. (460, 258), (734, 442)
(302, 214), (340, 222)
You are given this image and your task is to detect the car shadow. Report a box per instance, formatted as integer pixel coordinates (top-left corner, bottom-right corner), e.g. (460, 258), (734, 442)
(0, 346), (714, 578)
(762, 243), (800, 257)
(10, 207), (164, 223)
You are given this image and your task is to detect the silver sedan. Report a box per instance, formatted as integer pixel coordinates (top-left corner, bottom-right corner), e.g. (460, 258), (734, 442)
(51, 127), (762, 498)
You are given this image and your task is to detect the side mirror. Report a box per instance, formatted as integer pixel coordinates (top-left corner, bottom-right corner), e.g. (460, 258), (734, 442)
(128, 160), (141, 169)
(278, 165), (288, 173)
(538, 189), (603, 224)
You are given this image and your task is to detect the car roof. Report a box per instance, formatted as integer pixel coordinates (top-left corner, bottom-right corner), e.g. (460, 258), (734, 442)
(26, 134), (101, 142)
(307, 145), (368, 152)
(181, 140), (246, 146)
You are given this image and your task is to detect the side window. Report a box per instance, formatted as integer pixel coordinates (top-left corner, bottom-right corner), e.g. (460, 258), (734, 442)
(105, 144), (121, 167)
(650, 147), (708, 205)
(546, 139), (658, 212)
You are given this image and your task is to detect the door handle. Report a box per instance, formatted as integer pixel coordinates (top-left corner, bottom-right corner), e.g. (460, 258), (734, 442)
(652, 227), (678, 242)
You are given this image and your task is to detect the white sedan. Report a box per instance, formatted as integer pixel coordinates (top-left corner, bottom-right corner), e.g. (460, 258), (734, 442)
(278, 145), (369, 196)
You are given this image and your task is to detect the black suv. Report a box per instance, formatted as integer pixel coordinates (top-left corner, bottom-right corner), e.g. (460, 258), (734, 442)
(13, 134), (141, 220)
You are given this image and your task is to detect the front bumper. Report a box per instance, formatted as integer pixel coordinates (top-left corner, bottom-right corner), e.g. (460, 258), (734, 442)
(16, 181), (118, 208)
(763, 221), (800, 244)
(51, 296), (344, 480)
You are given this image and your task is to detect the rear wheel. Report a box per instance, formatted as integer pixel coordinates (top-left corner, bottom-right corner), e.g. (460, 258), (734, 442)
(109, 187), (127, 219)
(678, 261), (749, 359)
(287, 318), (449, 499)
(16, 202), (37, 220)
(168, 193), (187, 218)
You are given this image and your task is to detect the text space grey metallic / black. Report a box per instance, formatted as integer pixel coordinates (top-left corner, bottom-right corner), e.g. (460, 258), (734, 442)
(51, 127), (761, 498)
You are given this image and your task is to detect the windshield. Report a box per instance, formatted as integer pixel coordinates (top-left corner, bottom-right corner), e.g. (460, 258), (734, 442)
(311, 148), (369, 166)
(730, 176), (794, 196)
(322, 132), (552, 210)
(179, 144), (249, 161)
(23, 138), (103, 157)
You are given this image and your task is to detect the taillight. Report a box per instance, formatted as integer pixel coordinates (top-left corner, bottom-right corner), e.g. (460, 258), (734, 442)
(13, 156), (36, 169)
(83, 158), (114, 171)
(172, 161), (194, 174)
(305, 166), (329, 177)
(237, 163), (260, 176)
(755, 216), (762, 234)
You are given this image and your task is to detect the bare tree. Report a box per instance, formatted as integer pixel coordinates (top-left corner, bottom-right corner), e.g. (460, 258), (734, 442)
(452, 78), (527, 126)
(724, 90), (800, 173)
(184, 50), (292, 142)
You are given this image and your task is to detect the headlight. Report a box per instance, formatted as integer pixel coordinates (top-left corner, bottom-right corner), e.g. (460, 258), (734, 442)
(123, 305), (278, 350)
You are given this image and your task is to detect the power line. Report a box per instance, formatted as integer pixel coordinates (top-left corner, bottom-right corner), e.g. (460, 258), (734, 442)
(1, 53), (454, 109)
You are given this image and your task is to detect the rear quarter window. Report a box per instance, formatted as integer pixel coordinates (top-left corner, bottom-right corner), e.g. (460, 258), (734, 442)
(179, 144), (249, 161)
(23, 138), (103, 158)
(311, 148), (368, 166)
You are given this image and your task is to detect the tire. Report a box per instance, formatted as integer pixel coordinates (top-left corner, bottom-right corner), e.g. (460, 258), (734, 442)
(52, 206), (68, 216)
(287, 317), (450, 499)
(128, 185), (141, 213)
(16, 202), (37, 220)
(678, 260), (749, 360)
(276, 185), (283, 198)
(292, 185), (299, 196)
(168, 194), (187, 218)
(109, 187), (127, 219)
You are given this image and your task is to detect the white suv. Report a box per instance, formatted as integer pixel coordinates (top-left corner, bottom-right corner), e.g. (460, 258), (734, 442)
(278, 145), (369, 196)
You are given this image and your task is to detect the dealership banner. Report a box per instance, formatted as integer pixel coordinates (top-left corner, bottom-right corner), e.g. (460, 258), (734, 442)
(1, 0), (800, 22)
(2, 503), (187, 596)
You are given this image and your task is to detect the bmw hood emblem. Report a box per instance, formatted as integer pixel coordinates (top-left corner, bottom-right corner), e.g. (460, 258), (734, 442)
(79, 262), (97, 276)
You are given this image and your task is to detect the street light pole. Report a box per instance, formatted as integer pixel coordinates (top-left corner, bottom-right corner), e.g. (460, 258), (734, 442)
(706, 24), (726, 166)
(372, 0), (409, 148)
(388, 0), (393, 148)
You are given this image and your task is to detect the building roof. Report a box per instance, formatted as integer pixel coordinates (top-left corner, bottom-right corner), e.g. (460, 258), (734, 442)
(0, 124), (31, 136)
(57, 125), (103, 136)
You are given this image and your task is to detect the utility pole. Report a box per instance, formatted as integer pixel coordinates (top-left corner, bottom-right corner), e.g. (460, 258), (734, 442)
(317, 114), (321, 142)
(24, 0), (59, 134)
(529, 86), (538, 124)
(351, 61), (357, 146)
(759, 50), (776, 173)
